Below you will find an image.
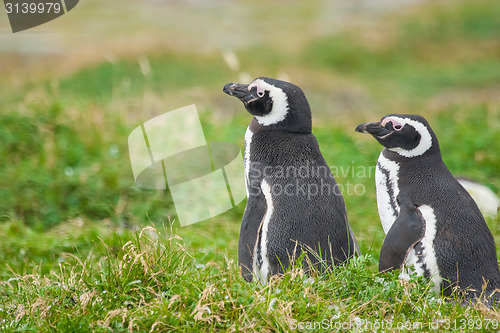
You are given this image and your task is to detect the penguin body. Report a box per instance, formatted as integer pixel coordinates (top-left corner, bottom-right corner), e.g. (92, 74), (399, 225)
(356, 114), (500, 302)
(224, 77), (359, 283)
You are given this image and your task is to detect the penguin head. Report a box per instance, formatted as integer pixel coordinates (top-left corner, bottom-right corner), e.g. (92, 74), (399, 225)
(355, 114), (439, 158)
(223, 77), (312, 133)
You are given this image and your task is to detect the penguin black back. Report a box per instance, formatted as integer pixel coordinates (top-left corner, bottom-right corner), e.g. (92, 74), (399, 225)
(224, 77), (360, 282)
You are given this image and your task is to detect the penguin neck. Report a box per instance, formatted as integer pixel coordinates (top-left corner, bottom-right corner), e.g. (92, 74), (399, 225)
(249, 115), (312, 134)
(382, 146), (443, 166)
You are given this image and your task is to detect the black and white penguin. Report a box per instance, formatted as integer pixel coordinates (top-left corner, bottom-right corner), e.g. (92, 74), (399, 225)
(356, 114), (500, 303)
(223, 77), (360, 283)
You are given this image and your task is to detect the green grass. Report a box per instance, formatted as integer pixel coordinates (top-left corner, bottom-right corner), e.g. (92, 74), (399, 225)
(1, 0), (500, 331)
(2, 224), (498, 332)
(1, 102), (498, 331)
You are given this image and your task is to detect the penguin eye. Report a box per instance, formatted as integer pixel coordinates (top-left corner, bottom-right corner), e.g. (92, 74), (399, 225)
(382, 118), (403, 131)
(249, 81), (266, 98)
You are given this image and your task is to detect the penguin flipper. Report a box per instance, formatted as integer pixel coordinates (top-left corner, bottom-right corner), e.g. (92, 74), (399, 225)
(379, 193), (426, 273)
(238, 193), (267, 282)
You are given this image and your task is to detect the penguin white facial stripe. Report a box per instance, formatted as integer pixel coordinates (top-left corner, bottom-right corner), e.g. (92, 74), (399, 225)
(253, 179), (273, 283)
(251, 79), (289, 126)
(386, 117), (433, 158)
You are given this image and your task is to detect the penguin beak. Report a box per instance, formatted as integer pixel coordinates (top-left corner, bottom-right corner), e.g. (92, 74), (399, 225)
(355, 122), (392, 137)
(223, 83), (256, 104)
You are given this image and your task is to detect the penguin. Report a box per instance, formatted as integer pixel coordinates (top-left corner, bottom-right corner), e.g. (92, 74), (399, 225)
(356, 114), (500, 303)
(223, 77), (360, 283)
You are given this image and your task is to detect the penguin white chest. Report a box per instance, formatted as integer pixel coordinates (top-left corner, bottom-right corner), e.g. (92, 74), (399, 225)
(375, 153), (400, 234)
(244, 127), (253, 198)
(253, 179), (273, 283)
(405, 205), (443, 292)
(375, 153), (442, 291)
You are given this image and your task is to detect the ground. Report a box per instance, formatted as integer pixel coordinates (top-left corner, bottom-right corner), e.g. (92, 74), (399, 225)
(0, 0), (499, 331)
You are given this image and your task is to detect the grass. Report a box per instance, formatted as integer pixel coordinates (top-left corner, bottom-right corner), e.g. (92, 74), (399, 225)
(2, 224), (498, 332)
(1, 0), (500, 331)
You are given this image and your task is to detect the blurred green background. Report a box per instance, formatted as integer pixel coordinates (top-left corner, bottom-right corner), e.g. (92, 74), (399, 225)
(0, 0), (499, 277)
